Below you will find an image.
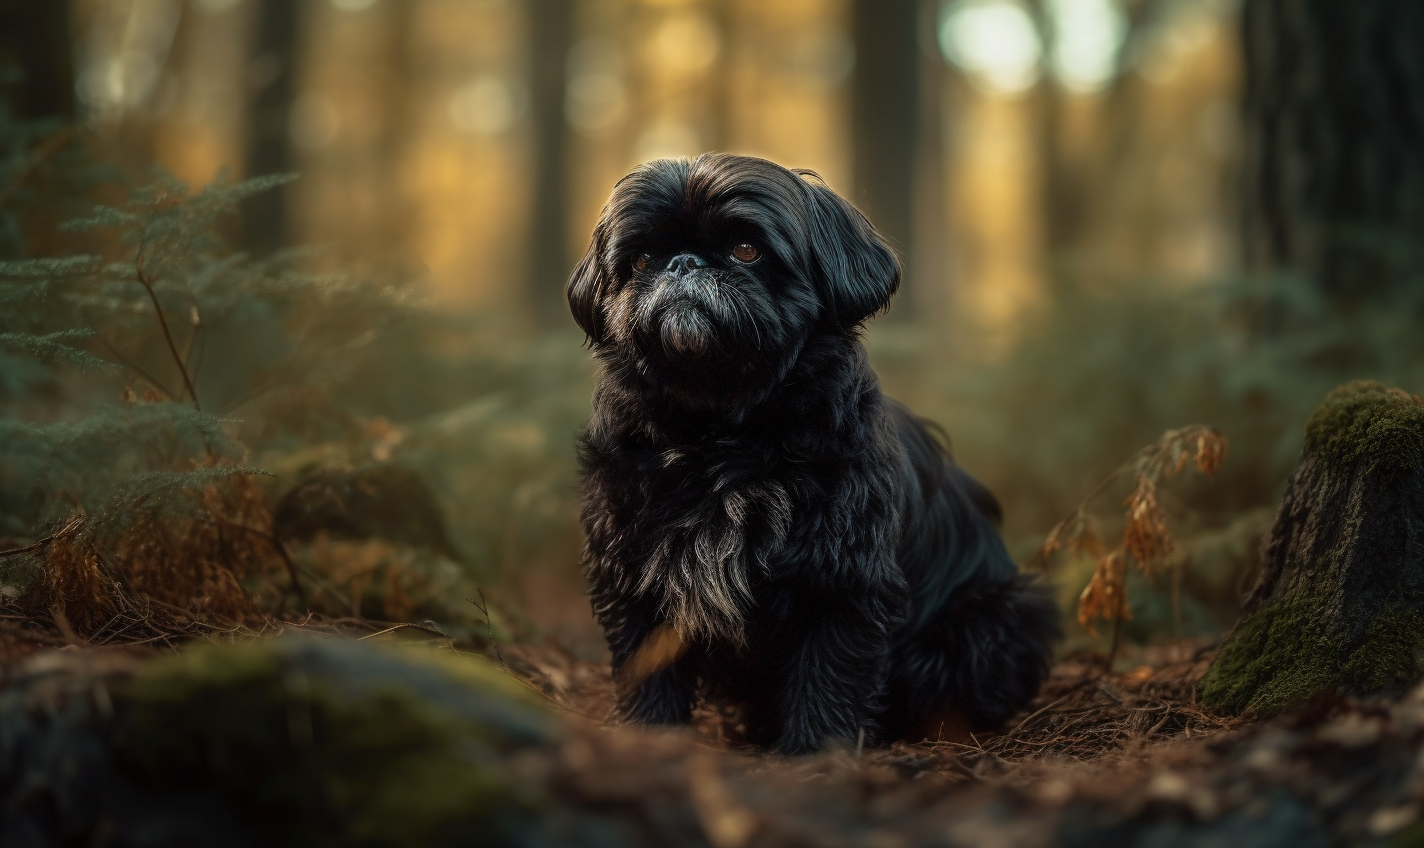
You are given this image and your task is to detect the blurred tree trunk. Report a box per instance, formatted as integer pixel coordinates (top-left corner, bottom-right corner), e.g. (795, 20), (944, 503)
(1241, 0), (1424, 301)
(910, 15), (946, 314)
(374, 1), (415, 257)
(526, 0), (573, 325)
(1028, 0), (1170, 266)
(242, 0), (302, 254)
(0, 0), (75, 119)
(851, 0), (920, 311)
(1023, 1), (1076, 258)
(0, 0), (75, 259)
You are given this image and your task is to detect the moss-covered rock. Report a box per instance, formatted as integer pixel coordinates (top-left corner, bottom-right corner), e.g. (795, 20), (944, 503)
(1302, 381), (1424, 475)
(1200, 380), (1424, 717)
(0, 637), (562, 847)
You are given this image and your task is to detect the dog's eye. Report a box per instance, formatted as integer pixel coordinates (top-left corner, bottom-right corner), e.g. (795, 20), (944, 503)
(633, 253), (652, 273)
(730, 243), (760, 264)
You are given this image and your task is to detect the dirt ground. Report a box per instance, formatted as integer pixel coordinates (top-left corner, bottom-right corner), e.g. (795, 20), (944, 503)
(491, 632), (1423, 848)
(3, 607), (1422, 848)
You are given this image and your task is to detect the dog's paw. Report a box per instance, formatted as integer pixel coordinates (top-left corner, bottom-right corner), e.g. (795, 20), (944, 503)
(770, 733), (820, 757)
(772, 723), (869, 757)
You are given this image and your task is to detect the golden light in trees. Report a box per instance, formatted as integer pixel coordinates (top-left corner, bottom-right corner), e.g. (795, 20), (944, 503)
(448, 75), (527, 137)
(643, 10), (721, 78)
(1046, 0), (1126, 93)
(330, 0), (380, 12)
(635, 119), (702, 162)
(290, 93), (340, 149)
(938, 0), (1042, 96)
(566, 37), (629, 136)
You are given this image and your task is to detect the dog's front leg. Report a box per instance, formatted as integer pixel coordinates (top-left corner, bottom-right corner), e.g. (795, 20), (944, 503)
(618, 660), (694, 726)
(592, 588), (695, 726)
(773, 579), (904, 755)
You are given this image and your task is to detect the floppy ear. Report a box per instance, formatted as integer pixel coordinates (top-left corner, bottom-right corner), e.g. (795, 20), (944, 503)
(797, 174), (902, 328)
(567, 235), (609, 344)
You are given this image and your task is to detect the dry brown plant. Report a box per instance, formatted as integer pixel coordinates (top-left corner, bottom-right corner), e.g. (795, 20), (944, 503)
(304, 536), (431, 621)
(1041, 426), (1228, 660)
(8, 471), (286, 643)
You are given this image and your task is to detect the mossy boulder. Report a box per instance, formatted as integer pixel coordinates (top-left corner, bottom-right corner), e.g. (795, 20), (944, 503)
(1200, 381), (1424, 717)
(0, 637), (561, 847)
(273, 463), (464, 562)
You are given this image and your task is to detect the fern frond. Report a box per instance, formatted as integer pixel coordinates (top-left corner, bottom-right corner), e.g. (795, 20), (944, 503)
(101, 466), (273, 523)
(0, 330), (114, 371)
(0, 256), (103, 278)
(60, 206), (138, 232)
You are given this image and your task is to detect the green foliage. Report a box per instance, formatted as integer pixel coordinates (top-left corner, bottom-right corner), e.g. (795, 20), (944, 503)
(0, 144), (419, 527)
(370, 327), (592, 579)
(870, 271), (1424, 645)
(1198, 595), (1424, 718)
(1344, 610), (1424, 695)
(0, 96), (585, 638)
(0, 72), (120, 259)
(2, 405), (244, 515)
(0, 329), (113, 371)
(1196, 592), (1336, 717)
(0, 97), (471, 634)
(1303, 379), (1424, 476)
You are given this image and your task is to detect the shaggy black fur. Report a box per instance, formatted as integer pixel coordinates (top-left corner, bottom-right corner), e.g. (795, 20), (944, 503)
(568, 153), (1058, 754)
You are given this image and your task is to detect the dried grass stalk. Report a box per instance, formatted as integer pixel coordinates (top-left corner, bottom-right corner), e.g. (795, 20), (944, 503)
(1043, 426), (1229, 648)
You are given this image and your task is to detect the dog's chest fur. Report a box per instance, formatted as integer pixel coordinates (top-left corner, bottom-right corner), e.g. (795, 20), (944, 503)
(579, 356), (905, 646)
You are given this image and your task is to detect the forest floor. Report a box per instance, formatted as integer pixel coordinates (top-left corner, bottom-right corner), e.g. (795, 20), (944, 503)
(2, 609), (1422, 847)
(493, 635), (1424, 848)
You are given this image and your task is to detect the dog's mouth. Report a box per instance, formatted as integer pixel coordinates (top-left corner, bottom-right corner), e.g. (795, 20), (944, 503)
(656, 305), (715, 359)
(637, 273), (726, 362)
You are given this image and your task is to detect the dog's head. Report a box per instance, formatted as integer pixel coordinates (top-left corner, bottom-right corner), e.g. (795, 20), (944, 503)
(568, 154), (900, 408)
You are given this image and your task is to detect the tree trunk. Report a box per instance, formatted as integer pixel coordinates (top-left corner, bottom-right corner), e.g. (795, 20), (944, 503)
(1024, 0), (1083, 259)
(1240, 0), (1424, 300)
(373, 0), (416, 258)
(525, 0), (574, 325)
(241, 0), (302, 255)
(851, 0), (920, 309)
(1200, 381), (1424, 717)
(0, 0), (75, 120)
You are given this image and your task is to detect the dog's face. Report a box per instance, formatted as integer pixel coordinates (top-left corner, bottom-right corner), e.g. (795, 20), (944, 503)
(568, 154), (901, 410)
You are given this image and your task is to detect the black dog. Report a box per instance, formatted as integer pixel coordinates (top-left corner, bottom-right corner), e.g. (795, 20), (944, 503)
(568, 153), (1057, 754)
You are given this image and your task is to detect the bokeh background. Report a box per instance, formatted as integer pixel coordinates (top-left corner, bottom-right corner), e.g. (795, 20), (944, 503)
(4, 0), (1422, 655)
(52, 0), (1240, 318)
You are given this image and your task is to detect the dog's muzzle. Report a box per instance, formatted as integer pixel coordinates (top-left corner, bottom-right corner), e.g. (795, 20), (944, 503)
(642, 259), (721, 359)
(658, 305), (714, 358)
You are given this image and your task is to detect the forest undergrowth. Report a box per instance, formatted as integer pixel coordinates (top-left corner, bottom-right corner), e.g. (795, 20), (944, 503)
(6, 94), (1424, 847)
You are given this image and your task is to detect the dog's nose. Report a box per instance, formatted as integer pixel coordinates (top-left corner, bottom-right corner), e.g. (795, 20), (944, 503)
(665, 254), (708, 276)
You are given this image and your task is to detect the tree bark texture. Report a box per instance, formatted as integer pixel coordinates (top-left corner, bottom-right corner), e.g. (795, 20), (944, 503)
(1240, 0), (1424, 300)
(1200, 381), (1424, 717)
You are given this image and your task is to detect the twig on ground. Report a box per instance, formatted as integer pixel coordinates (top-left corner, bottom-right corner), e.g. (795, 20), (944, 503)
(0, 516), (83, 559)
(208, 517), (307, 607)
(356, 621), (452, 642)
(469, 590), (507, 671)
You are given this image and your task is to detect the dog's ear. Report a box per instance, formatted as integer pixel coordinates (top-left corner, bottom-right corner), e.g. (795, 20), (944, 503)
(567, 235), (609, 344)
(797, 173), (902, 328)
